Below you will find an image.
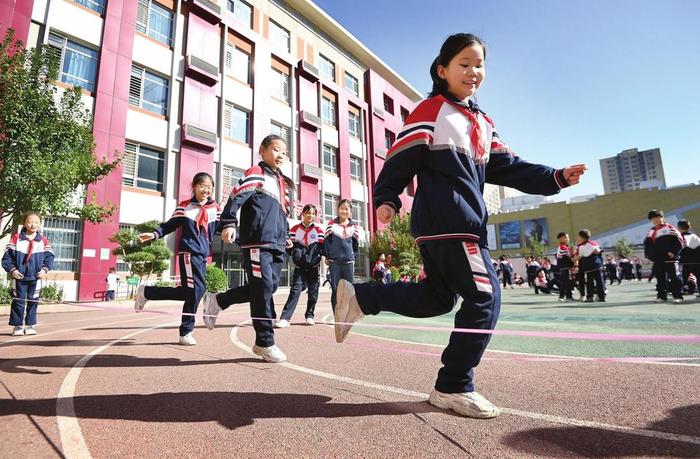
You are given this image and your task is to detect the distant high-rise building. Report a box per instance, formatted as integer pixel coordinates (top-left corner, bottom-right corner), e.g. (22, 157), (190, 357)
(600, 148), (666, 194)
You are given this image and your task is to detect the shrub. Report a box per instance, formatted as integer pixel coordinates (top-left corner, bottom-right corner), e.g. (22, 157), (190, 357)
(205, 264), (228, 293)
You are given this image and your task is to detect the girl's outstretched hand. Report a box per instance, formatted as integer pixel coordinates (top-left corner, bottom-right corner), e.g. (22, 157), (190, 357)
(377, 204), (396, 224)
(563, 164), (588, 185)
(138, 233), (154, 243)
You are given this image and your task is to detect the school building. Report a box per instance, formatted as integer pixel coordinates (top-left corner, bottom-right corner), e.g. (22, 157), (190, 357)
(0, 0), (423, 301)
(487, 183), (700, 260)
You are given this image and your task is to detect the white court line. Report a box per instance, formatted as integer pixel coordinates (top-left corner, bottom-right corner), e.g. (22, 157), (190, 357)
(231, 319), (700, 446)
(56, 320), (179, 458)
(320, 314), (700, 367)
(0, 314), (169, 346)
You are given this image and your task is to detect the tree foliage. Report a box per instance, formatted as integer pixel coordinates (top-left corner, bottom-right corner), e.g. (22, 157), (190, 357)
(368, 213), (422, 280)
(110, 221), (171, 282)
(0, 29), (120, 237)
(615, 238), (632, 258)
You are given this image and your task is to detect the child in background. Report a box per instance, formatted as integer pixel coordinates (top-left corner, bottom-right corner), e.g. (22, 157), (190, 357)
(576, 229), (605, 303)
(199, 135), (294, 363)
(133, 172), (221, 346)
(677, 219), (700, 296)
(2, 211), (55, 336)
(644, 209), (684, 303)
(498, 256), (514, 289)
(555, 232), (574, 301)
(323, 199), (359, 310)
(277, 204), (324, 327)
(633, 256), (643, 281)
(331, 33), (586, 419)
(105, 267), (119, 301)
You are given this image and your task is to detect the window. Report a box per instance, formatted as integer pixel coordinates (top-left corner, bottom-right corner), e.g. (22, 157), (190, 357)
(224, 102), (250, 143)
(400, 106), (409, 122)
(222, 165), (245, 196)
(136, 0), (174, 46)
(321, 97), (336, 127)
(351, 200), (365, 228)
(227, 0), (252, 27)
(42, 218), (82, 272)
(225, 43), (251, 84)
(269, 20), (290, 52)
(271, 68), (290, 103)
(383, 94), (394, 114)
(129, 65), (169, 115)
(74, 0), (105, 14)
(116, 223), (136, 273)
(345, 72), (359, 96)
(385, 129), (395, 150)
(319, 54), (335, 81)
(323, 193), (338, 223)
(47, 32), (98, 92)
(323, 144), (338, 174)
(348, 111), (360, 138)
(122, 142), (165, 191)
(270, 122), (290, 147)
(350, 156), (363, 182)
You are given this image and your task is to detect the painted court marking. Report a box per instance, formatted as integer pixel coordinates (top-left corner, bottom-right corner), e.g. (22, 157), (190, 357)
(230, 320), (700, 446)
(56, 320), (179, 458)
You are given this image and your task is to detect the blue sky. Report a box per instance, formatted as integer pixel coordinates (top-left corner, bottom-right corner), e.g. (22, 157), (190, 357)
(314, 0), (700, 201)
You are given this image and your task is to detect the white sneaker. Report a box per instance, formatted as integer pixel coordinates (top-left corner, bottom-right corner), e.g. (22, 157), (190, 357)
(134, 284), (148, 312)
(201, 292), (221, 330)
(178, 332), (197, 346)
(24, 326), (37, 335)
(428, 388), (500, 419)
(654, 298), (667, 303)
(334, 279), (364, 343)
(672, 298), (683, 304)
(305, 317), (315, 326)
(274, 319), (290, 328)
(252, 344), (287, 363)
(11, 326), (24, 336)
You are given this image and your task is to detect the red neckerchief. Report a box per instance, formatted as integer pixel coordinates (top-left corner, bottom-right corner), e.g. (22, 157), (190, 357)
(442, 95), (490, 161)
(23, 232), (37, 266)
(195, 199), (213, 238)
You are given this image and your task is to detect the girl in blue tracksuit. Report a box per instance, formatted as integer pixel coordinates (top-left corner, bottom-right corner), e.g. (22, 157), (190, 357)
(323, 199), (359, 311)
(133, 172), (221, 346)
(2, 211), (55, 336)
(200, 134), (294, 363)
(278, 204), (324, 326)
(332, 33), (587, 419)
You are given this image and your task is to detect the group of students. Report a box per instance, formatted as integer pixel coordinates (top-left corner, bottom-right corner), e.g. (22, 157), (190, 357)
(603, 255), (644, 284)
(4, 33), (591, 420)
(131, 135), (362, 364)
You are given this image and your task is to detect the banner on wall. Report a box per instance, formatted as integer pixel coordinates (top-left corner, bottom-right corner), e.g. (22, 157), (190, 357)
(498, 221), (521, 249)
(524, 218), (549, 247)
(486, 224), (497, 249)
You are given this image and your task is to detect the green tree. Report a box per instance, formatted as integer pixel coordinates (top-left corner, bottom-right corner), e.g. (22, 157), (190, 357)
(615, 238), (632, 258)
(522, 238), (546, 259)
(0, 29), (120, 237)
(368, 213), (422, 280)
(110, 221), (170, 282)
(205, 264), (229, 293)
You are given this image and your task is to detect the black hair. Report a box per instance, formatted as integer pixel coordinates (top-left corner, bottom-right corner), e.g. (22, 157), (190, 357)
(192, 172), (214, 188)
(428, 33), (487, 98)
(23, 211), (42, 224)
(301, 204), (317, 215)
(556, 232), (568, 239)
(647, 209), (664, 220)
(259, 134), (296, 196)
(338, 198), (352, 210)
(578, 229), (591, 240)
(677, 219), (690, 231)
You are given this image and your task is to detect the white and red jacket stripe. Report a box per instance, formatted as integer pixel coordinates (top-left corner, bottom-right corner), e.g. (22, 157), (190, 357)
(2, 231), (55, 281)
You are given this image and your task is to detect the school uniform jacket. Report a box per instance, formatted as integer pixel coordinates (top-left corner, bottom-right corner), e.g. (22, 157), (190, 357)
(152, 198), (221, 257)
(644, 224), (684, 263)
(556, 244), (574, 269)
(576, 240), (603, 272)
(2, 231), (55, 281)
(288, 222), (324, 269)
(680, 231), (700, 264)
(323, 218), (359, 263)
(220, 162), (292, 252)
(373, 94), (569, 247)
